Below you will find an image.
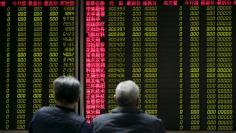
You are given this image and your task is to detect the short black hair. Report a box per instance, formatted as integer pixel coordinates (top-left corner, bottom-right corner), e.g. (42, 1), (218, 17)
(54, 76), (80, 104)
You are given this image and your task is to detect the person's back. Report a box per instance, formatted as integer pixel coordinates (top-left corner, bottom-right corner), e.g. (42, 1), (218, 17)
(91, 80), (165, 133)
(30, 106), (87, 133)
(29, 76), (90, 133)
(92, 107), (165, 133)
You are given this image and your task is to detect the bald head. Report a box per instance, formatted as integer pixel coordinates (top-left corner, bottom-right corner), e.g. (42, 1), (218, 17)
(115, 80), (140, 107)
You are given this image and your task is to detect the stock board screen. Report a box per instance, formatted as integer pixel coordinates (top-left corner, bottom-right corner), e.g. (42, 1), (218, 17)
(0, 0), (76, 130)
(85, 0), (236, 131)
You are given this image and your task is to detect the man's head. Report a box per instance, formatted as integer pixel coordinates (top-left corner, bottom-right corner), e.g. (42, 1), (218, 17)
(54, 76), (80, 105)
(114, 80), (140, 107)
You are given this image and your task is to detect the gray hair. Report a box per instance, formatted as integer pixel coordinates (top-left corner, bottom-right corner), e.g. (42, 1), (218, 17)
(54, 76), (80, 104)
(115, 80), (140, 106)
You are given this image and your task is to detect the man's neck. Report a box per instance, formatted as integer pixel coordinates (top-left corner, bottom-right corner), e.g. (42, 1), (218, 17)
(56, 101), (75, 110)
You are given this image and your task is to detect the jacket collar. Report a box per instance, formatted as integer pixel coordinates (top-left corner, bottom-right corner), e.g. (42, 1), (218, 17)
(111, 107), (141, 113)
(56, 105), (75, 112)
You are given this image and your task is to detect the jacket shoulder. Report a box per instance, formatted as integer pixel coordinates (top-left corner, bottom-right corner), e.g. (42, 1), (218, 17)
(70, 113), (86, 123)
(34, 106), (85, 123)
(33, 106), (54, 117)
(92, 113), (112, 123)
(140, 113), (163, 123)
(35, 106), (61, 113)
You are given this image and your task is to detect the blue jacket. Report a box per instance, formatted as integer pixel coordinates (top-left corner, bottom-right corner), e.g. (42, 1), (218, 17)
(29, 105), (90, 133)
(91, 107), (166, 133)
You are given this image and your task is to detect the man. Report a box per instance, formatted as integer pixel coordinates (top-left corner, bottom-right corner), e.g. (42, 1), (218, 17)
(91, 80), (165, 133)
(29, 76), (90, 133)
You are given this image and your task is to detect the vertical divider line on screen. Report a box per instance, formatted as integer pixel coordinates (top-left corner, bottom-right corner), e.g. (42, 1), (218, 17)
(182, 5), (190, 130)
(25, 6), (34, 129)
(179, 5), (183, 130)
(5, 6), (11, 129)
(156, 3), (160, 118)
(158, 6), (179, 130)
(214, 5), (218, 129)
(58, 6), (64, 76)
(42, 6), (50, 106)
(9, 6), (18, 129)
(104, 0), (109, 114)
(125, 5), (132, 80)
(78, 0), (83, 115)
(140, 3), (145, 113)
(199, 5), (207, 130)
(0, 7), (7, 129)
(232, 4), (236, 131)
(176, 6), (180, 129)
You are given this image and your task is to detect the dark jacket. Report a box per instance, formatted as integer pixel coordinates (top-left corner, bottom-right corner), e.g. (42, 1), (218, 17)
(29, 105), (90, 133)
(91, 107), (165, 133)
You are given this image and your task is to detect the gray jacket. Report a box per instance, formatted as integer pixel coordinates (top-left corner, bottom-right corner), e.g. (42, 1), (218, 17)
(91, 107), (166, 133)
(29, 105), (90, 133)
